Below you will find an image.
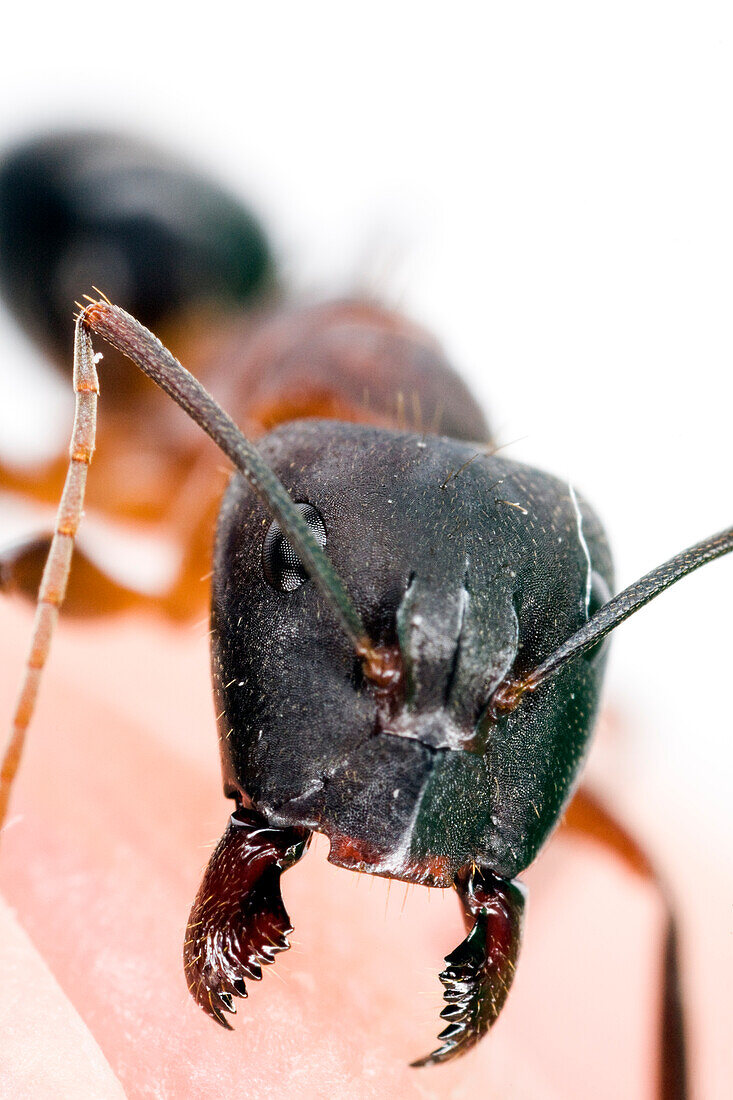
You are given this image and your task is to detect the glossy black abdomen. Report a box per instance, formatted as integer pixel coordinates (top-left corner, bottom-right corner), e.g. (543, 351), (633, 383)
(0, 131), (273, 369)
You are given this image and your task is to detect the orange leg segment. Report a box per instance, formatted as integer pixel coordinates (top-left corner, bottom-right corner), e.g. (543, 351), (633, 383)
(563, 787), (687, 1100)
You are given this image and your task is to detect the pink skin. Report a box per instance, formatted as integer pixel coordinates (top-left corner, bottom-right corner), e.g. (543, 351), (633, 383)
(0, 599), (730, 1098)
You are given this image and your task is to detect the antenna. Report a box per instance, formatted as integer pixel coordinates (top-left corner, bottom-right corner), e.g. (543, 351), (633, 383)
(1, 300), (384, 831)
(493, 525), (733, 714)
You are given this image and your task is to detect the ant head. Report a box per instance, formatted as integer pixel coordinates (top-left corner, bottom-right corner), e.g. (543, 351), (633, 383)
(7, 301), (729, 889)
(27, 302), (724, 888)
(211, 420), (613, 884)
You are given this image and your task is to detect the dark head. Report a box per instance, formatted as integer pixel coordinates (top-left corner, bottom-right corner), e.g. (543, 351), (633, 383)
(211, 420), (613, 885)
(74, 301), (733, 895)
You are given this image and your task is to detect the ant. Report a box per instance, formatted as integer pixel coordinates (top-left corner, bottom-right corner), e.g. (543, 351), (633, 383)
(0, 131), (730, 1095)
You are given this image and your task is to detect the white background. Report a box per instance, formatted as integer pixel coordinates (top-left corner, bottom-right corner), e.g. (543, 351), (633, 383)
(0, 4), (730, 852)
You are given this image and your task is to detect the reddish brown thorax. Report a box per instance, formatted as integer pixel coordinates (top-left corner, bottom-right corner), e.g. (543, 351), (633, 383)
(185, 299), (491, 444)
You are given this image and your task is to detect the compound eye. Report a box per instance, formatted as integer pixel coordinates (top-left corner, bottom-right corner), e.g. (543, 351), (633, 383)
(262, 503), (327, 593)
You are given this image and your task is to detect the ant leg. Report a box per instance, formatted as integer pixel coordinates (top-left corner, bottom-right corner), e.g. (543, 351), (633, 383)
(563, 787), (688, 1100)
(0, 454), (70, 507)
(1, 532), (144, 616)
(0, 445), (226, 619)
(149, 453), (228, 620)
(412, 867), (526, 1067)
(183, 807), (311, 1028)
(0, 501), (220, 620)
